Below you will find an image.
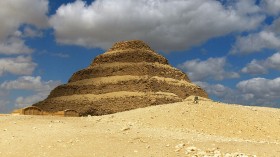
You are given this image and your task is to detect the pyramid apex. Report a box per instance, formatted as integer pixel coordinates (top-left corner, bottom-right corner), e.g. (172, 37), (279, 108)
(108, 40), (152, 52)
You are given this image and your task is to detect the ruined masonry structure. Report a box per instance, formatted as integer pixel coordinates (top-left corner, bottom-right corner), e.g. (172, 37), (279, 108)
(33, 40), (208, 116)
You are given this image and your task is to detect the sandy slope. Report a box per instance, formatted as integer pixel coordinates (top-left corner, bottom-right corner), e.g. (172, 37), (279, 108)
(1, 97), (280, 157)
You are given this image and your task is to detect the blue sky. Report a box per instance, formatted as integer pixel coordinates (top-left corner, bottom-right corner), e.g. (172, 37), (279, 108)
(0, 0), (280, 113)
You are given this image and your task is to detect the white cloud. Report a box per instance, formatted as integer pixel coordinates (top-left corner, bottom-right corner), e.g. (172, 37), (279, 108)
(195, 79), (280, 107)
(15, 92), (48, 108)
(234, 0), (262, 15)
(231, 17), (280, 54)
(265, 52), (280, 69)
(242, 52), (280, 74)
(49, 0), (264, 51)
(22, 27), (43, 38)
(237, 77), (280, 106)
(178, 57), (239, 81)
(1, 76), (61, 92)
(0, 56), (37, 76)
(231, 31), (280, 54)
(0, 37), (33, 55)
(0, 76), (61, 109)
(0, 0), (49, 40)
(195, 81), (235, 99)
(241, 59), (268, 74)
(0, 0), (48, 55)
(261, 0), (280, 15)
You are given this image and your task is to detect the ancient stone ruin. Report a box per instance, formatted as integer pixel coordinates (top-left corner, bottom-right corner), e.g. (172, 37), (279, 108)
(33, 40), (208, 116)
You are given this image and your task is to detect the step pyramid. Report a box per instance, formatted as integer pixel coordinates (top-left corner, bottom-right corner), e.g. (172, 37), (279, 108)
(33, 40), (208, 116)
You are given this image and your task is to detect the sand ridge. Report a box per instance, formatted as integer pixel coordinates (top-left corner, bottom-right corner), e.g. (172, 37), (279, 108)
(1, 99), (280, 157)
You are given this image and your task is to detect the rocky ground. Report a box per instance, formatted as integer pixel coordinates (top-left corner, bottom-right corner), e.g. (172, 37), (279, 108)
(1, 96), (280, 157)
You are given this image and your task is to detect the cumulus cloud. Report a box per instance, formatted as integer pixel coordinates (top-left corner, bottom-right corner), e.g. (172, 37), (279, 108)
(265, 52), (280, 69)
(195, 81), (236, 101)
(233, 0), (262, 15)
(0, 56), (37, 76)
(0, 76), (61, 109)
(261, 0), (280, 15)
(231, 31), (280, 54)
(22, 27), (43, 38)
(0, 37), (33, 55)
(241, 59), (268, 74)
(0, 0), (48, 55)
(237, 77), (280, 106)
(195, 79), (280, 107)
(241, 52), (280, 74)
(15, 92), (48, 108)
(49, 0), (264, 51)
(0, 0), (48, 40)
(231, 17), (280, 54)
(178, 57), (239, 81)
(0, 76), (61, 92)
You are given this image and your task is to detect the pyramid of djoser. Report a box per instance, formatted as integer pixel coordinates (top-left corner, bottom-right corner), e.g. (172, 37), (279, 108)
(33, 40), (208, 116)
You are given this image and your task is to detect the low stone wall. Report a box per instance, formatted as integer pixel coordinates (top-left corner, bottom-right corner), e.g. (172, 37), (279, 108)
(11, 106), (79, 117)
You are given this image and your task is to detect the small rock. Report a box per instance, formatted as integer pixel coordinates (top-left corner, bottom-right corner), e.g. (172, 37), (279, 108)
(3, 129), (7, 131)
(174, 149), (181, 152)
(134, 150), (138, 153)
(175, 143), (185, 149)
(186, 146), (197, 152)
(146, 145), (150, 149)
(121, 127), (130, 131)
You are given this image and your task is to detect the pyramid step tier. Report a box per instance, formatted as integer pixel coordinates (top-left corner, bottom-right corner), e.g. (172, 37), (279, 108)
(91, 49), (168, 65)
(69, 62), (190, 83)
(50, 75), (207, 99)
(34, 92), (182, 116)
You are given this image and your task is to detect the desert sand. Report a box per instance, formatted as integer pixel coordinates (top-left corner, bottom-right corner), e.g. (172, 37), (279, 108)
(1, 96), (280, 157)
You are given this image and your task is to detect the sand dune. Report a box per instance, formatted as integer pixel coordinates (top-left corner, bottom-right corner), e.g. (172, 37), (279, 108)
(1, 98), (279, 157)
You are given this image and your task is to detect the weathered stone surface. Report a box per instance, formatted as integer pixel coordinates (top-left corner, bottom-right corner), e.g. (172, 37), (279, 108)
(33, 40), (208, 115)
